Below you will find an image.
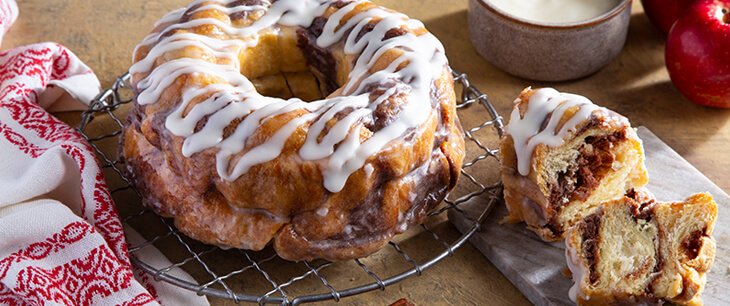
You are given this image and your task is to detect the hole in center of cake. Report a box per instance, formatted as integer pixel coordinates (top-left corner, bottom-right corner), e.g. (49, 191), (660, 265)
(238, 26), (343, 102)
(249, 70), (329, 102)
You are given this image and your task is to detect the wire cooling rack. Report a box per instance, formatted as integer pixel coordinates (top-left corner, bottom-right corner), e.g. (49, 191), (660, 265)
(76, 68), (504, 305)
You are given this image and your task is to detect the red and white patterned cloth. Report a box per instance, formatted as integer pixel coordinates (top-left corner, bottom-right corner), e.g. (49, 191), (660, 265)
(0, 0), (209, 305)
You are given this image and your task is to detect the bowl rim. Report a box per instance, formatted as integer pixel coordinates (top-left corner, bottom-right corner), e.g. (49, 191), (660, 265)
(474, 0), (632, 29)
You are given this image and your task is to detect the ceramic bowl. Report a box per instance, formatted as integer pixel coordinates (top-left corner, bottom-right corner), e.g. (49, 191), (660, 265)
(468, 0), (632, 82)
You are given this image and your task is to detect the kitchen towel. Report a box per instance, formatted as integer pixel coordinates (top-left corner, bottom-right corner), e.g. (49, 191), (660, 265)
(0, 0), (209, 304)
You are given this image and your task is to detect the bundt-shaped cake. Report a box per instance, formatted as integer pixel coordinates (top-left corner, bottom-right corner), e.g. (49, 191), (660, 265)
(120, 0), (465, 261)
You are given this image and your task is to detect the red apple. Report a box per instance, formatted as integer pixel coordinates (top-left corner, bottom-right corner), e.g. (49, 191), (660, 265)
(641, 0), (697, 34)
(665, 0), (730, 107)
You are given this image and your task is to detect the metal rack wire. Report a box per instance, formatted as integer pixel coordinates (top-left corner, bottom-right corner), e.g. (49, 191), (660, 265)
(75, 68), (503, 305)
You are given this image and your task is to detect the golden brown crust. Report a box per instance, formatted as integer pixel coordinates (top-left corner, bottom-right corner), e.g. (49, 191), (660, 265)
(566, 192), (717, 305)
(120, 0), (464, 261)
(499, 88), (648, 241)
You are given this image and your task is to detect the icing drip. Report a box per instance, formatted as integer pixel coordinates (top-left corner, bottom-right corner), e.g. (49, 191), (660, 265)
(506, 88), (604, 176)
(566, 237), (587, 302)
(130, 0), (448, 193)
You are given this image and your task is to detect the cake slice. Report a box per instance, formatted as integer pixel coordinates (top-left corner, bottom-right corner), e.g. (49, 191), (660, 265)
(565, 190), (717, 305)
(499, 87), (648, 241)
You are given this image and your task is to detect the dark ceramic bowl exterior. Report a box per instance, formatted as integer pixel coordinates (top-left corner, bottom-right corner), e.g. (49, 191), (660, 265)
(468, 0), (632, 82)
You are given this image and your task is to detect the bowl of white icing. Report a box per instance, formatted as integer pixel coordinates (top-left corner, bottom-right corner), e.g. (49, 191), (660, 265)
(468, 0), (632, 81)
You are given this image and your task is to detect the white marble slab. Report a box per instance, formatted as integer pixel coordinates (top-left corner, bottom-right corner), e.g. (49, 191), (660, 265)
(448, 127), (730, 305)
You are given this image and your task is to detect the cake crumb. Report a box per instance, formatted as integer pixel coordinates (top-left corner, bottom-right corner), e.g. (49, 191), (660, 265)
(561, 268), (573, 278)
(389, 298), (417, 306)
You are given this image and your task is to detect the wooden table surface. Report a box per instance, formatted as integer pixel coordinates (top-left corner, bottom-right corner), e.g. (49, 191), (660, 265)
(4, 0), (729, 305)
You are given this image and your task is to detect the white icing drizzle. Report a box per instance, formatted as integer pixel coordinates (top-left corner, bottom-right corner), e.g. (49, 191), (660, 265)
(565, 236), (587, 303)
(130, 0), (448, 192)
(505, 88), (605, 176)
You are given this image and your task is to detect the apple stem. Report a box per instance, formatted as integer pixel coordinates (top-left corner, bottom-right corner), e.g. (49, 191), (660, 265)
(724, 8), (730, 24)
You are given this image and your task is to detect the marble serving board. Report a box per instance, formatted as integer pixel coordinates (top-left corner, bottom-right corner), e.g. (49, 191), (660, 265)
(448, 127), (730, 305)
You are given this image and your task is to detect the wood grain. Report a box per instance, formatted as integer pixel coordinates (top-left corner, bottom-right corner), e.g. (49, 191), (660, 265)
(3, 0), (729, 304)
